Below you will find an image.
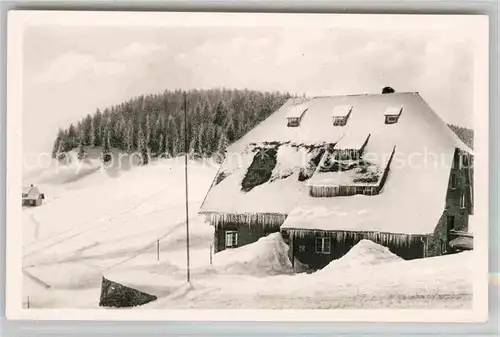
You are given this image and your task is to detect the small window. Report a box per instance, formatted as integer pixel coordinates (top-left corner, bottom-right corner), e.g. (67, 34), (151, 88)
(384, 106), (403, 124)
(287, 118), (300, 127)
(225, 230), (238, 248)
(385, 115), (399, 124)
(363, 187), (374, 195)
(447, 215), (456, 231)
(460, 193), (466, 209)
(333, 116), (347, 126)
(298, 245), (306, 252)
(286, 106), (307, 127)
(315, 237), (331, 254)
(332, 105), (352, 126)
(450, 172), (457, 189)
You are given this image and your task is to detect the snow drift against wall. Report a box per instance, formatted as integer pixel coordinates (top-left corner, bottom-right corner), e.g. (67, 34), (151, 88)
(211, 233), (293, 275)
(319, 239), (402, 271)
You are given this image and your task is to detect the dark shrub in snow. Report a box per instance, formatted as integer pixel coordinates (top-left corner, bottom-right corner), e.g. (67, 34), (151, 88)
(99, 277), (157, 308)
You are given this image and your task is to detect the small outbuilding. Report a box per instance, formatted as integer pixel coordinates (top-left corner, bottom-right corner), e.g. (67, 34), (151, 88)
(22, 185), (45, 207)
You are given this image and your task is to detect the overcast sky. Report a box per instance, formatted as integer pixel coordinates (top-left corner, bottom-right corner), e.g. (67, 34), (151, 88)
(22, 21), (475, 156)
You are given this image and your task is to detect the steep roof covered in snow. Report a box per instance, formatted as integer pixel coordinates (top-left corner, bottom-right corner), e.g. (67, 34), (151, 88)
(286, 104), (307, 119)
(200, 92), (471, 235)
(332, 104), (353, 117)
(22, 185), (42, 200)
(384, 106), (403, 116)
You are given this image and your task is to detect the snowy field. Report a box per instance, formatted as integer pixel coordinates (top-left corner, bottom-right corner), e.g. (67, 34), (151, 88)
(22, 155), (472, 309)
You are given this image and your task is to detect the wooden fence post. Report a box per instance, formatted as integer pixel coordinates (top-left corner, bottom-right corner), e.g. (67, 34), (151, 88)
(157, 239), (160, 261)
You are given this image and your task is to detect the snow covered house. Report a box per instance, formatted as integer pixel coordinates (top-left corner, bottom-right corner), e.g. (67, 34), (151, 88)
(22, 185), (45, 207)
(199, 92), (473, 269)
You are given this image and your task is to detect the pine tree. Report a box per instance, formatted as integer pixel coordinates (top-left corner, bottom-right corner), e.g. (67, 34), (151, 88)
(52, 129), (64, 158)
(216, 132), (229, 163)
(158, 133), (166, 157)
(77, 138), (87, 161)
(56, 139), (67, 161)
(172, 136), (179, 157)
(67, 124), (77, 149)
(213, 101), (226, 126)
(114, 116), (126, 150)
(125, 120), (134, 153)
(137, 128), (149, 165)
(101, 130), (112, 164)
(150, 117), (162, 154)
(196, 125), (205, 157)
(226, 116), (236, 143)
(89, 117), (96, 147)
(145, 114), (152, 150)
(82, 114), (93, 146)
(163, 133), (170, 158)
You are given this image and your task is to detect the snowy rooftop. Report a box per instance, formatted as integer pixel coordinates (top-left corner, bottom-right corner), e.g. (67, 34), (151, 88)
(286, 104), (307, 119)
(22, 185), (41, 200)
(449, 236), (473, 250)
(200, 92), (471, 235)
(332, 104), (353, 117)
(384, 106), (403, 116)
(334, 133), (370, 150)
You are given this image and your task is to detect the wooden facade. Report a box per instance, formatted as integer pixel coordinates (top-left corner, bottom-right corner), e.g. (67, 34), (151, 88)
(207, 212), (286, 253)
(213, 222), (283, 253)
(424, 149), (473, 257)
(284, 149), (473, 270)
(283, 229), (426, 269)
(22, 198), (43, 207)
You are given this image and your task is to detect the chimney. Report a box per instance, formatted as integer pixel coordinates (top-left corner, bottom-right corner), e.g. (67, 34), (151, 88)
(382, 87), (395, 94)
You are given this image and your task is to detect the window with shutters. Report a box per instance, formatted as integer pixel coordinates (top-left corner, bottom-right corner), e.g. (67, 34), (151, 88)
(225, 230), (238, 248)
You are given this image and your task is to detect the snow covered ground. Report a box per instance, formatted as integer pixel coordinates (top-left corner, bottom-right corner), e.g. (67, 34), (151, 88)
(22, 156), (472, 309)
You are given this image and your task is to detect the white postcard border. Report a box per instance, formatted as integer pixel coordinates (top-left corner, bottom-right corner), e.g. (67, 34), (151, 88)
(5, 11), (490, 322)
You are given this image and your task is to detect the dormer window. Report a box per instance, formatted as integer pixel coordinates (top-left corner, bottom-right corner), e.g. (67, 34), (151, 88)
(286, 105), (307, 127)
(287, 117), (300, 127)
(384, 106), (403, 124)
(332, 105), (352, 126)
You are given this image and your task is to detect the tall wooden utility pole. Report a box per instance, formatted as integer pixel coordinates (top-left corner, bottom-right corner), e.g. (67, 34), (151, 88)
(184, 91), (191, 283)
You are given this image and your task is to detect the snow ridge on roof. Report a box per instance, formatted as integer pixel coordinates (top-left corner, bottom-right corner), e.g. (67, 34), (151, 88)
(332, 104), (352, 117)
(384, 106), (403, 116)
(286, 104), (307, 119)
(335, 133), (370, 150)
